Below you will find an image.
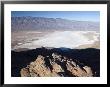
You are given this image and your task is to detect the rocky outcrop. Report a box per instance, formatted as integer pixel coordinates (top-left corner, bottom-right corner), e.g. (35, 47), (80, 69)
(20, 53), (93, 77)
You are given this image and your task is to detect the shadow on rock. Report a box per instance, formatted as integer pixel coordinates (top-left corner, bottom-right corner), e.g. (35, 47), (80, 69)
(11, 47), (100, 77)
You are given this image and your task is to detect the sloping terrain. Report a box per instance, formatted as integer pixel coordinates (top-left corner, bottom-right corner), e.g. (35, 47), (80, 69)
(11, 17), (100, 77)
(11, 48), (100, 77)
(11, 17), (99, 31)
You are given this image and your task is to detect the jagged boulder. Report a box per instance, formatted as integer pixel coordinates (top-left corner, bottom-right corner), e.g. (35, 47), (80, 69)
(20, 53), (93, 77)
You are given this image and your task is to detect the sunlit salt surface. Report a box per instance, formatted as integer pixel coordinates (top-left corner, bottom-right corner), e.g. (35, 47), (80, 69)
(13, 31), (99, 50)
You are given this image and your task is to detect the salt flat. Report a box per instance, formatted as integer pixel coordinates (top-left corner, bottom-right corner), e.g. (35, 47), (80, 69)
(12, 31), (99, 50)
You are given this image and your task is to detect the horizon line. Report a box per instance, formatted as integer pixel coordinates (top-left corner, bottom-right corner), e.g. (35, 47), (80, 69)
(11, 16), (100, 22)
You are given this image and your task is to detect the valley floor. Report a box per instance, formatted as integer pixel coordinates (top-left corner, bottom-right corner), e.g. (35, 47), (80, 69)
(11, 30), (100, 51)
(11, 30), (100, 77)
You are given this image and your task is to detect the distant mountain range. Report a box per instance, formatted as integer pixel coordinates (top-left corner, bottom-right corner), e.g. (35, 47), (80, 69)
(11, 16), (100, 31)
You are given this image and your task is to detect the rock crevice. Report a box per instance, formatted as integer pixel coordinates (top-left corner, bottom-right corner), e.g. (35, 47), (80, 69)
(20, 53), (93, 77)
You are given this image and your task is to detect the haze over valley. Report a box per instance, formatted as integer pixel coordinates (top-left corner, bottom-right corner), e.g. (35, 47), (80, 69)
(11, 11), (100, 77)
(11, 16), (100, 51)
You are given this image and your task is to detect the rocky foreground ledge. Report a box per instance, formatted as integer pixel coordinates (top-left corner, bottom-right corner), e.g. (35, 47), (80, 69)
(20, 53), (93, 77)
(12, 47), (100, 77)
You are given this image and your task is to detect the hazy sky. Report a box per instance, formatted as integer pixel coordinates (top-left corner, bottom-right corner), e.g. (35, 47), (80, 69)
(11, 11), (100, 22)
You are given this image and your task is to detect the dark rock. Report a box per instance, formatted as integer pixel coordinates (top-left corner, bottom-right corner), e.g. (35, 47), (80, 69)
(11, 47), (100, 77)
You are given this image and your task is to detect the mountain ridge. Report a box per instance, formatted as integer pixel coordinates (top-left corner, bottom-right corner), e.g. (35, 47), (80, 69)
(11, 16), (99, 31)
(11, 47), (100, 77)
